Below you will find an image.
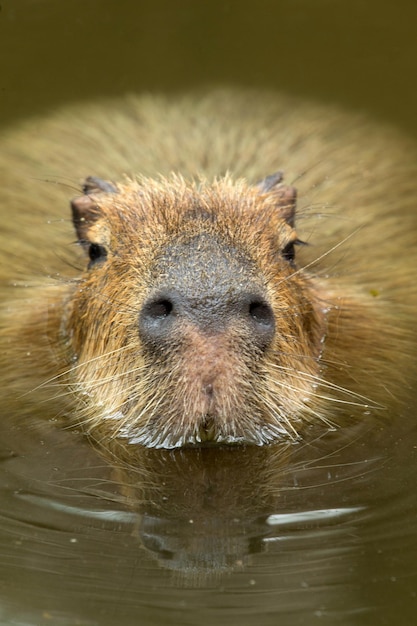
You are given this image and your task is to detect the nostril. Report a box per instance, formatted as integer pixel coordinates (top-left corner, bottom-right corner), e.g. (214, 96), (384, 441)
(139, 293), (177, 348)
(247, 297), (275, 350)
(146, 298), (174, 320)
(249, 300), (274, 327)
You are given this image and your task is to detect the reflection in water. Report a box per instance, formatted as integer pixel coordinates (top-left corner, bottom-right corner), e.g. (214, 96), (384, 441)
(121, 445), (288, 581)
(109, 440), (369, 586)
(0, 412), (417, 624)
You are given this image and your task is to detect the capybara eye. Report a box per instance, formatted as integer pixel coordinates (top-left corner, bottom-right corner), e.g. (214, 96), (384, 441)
(88, 243), (108, 267)
(281, 241), (295, 263)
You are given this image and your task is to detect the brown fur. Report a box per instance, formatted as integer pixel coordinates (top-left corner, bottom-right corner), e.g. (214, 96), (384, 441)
(0, 89), (416, 449)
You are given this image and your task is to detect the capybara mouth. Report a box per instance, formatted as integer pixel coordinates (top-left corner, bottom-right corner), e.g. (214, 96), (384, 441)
(113, 415), (295, 449)
(95, 399), (303, 449)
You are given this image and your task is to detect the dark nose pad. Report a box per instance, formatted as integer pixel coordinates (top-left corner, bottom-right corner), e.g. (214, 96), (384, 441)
(138, 288), (275, 351)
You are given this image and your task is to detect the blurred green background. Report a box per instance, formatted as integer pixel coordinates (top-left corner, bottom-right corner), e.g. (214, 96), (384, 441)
(0, 0), (416, 135)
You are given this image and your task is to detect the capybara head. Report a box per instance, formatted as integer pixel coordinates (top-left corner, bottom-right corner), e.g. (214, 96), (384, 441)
(66, 173), (326, 448)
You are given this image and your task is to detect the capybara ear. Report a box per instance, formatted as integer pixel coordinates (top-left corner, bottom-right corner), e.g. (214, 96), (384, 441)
(71, 194), (102, 243)
(82, 176), (118, 196)
(256, 172), (297, 227)
(71, 176), (117, 243)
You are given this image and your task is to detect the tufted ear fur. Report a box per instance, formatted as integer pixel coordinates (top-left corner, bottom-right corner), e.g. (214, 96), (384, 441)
(256, 172), (297, 227)
(71, 176), (118, 243)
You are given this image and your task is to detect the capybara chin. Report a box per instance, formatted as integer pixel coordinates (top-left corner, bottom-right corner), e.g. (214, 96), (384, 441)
(0, 90), (416, 450)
